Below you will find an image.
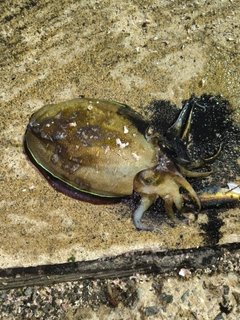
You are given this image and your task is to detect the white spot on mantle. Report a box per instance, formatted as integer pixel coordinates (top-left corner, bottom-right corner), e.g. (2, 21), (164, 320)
(116, 138), (129, 149)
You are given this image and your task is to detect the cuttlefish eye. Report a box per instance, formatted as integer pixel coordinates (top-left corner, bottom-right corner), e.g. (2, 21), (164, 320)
(137, 169), (161, 186)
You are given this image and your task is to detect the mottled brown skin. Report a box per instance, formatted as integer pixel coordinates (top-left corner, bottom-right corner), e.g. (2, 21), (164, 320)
(25, 97), (218, 230)
(24, 139), (124, 205)
(26, 98), (157, 198)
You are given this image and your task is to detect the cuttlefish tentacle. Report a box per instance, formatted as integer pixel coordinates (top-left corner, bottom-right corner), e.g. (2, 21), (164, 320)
(165, 98), (222, 171)
(166, 100), (194, 143)
(176, 143), (222, 171)
(133, 156), (201, 230)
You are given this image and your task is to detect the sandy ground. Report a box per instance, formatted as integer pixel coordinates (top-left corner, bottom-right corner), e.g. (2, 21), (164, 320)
(0, 0), (240, 318)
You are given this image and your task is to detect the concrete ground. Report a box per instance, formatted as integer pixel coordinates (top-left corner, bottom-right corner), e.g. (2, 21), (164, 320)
(0, 0), (239, 318)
